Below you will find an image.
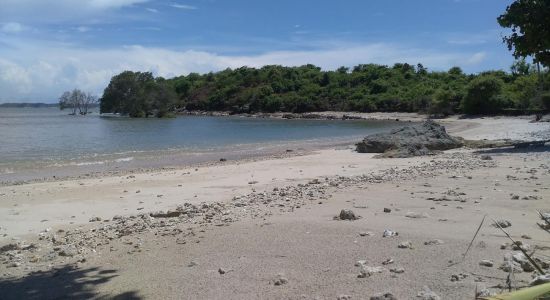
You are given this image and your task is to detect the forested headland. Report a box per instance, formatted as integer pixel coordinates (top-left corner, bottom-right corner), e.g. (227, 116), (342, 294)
(99, 61), (549, 117)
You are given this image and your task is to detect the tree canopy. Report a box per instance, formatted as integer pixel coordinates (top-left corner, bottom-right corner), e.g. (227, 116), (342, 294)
(99, 63), (549, 117)
(100, 71), (177, 117)
(497, 0), (550, 67)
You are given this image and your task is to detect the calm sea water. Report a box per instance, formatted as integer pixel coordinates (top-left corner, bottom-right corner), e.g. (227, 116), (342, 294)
(0, 107), (402, 182)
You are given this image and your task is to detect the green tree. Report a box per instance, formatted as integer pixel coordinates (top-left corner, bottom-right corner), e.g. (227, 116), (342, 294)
(461, 76), (505, 114)
(497, 0), (550, 68)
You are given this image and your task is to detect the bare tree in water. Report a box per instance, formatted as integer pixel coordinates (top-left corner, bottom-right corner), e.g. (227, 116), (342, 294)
(59, 89), (97, 115)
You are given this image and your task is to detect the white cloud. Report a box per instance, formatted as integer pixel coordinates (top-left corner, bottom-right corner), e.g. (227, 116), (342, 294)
(76, 26), (91, 33)
(170, 3), (197, 10)
(1, 22), (25, 33)
(146, 7), (158, 13)
(0, 38), (490, 102)
(0, 0), (150, 22)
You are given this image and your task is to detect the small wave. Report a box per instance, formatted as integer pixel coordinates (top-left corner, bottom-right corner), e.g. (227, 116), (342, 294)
(0, 168), (15, 174)
(74, 161), (106, 166)
(115, 157), (134, 163)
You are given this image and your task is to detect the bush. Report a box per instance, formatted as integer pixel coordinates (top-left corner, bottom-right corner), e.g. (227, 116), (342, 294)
(461, 76), (505, 114)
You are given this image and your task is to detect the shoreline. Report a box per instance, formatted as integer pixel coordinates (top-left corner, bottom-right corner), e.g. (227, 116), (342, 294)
(3, 113), (549, 187)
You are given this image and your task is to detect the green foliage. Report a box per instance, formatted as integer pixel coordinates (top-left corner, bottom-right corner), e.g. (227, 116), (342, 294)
(497, 0), (550, 67)
(461, 76), (507, 114)
(100, 71), (177, 117)
(101, 63), (544, 117)
(541, 92), (550, 110)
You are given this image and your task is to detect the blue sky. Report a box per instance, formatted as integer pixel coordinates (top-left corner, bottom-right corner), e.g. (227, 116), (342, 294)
(0, 0), (515, 102)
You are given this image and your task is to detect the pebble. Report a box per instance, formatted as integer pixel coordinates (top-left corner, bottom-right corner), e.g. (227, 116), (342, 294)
(383, 208), (391, 213)
(405, 212), (428, 219)
(370, 293), (397, 300)
(218, 267), (226, 275)
(382, 229), (398, 237)
(273, 273), (288, 286)
(417, 286), (440, 300)
(424, 239), (444, 246)
(389, 267), (404, 274)
(397, 241), (413, 249)
(493, 220), (512, 228)
(479, 260), (494, 267)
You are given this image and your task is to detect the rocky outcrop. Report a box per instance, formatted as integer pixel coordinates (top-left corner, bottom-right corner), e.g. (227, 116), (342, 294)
(356, 120), (463, 158)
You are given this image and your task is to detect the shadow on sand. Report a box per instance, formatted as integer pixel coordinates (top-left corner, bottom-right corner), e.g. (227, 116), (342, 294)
(474, 144), (550, 155)
(0, 265), (142, 300)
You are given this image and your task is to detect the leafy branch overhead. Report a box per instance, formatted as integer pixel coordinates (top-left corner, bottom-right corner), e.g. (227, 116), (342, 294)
(497, 0), (550, 67)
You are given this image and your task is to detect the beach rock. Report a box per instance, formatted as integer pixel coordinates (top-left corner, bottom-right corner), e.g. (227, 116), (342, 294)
(218, 267), (226, 275)
(383, 229), (398, 237)
(0, 243), (21, 253)
(273, 274), (288, 286)
(370, 293), (397, 300)
(424, 239), (444, 246)
(383, 208), (391, 213)
(150, 210), (182, 218)
(338, 209), (358, 221)
(89, 216), (102, 222)
(356, 121), (462, 158)
(493, 220), (512, 228)
(530, 274), (550, 286)
(358, 265), (385, 278)
(450, 273), (468, 282)
(480, 155), (493, 160)
(479, 260), (494, 267)
(476, 287), (495, 297)
(499, 261), (523, 273)
(417, 286), (440, 300)
(58, 246), (78, 257)
(511, 253), (535, 272)
(390, 267), (405, 274)
(337, 295), (352, 300)
(398, 241), (413, 249)
(405, 212), (428, 219)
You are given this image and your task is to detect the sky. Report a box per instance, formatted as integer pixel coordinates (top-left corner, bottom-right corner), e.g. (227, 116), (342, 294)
(0, 0), (516, 103)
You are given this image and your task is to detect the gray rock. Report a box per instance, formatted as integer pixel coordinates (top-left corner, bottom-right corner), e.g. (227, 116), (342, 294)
(390, 267), (405, 274)
(383, 229), (398, 237)
(479, 260), (494, 267)
(356, 121), (462, 158)
(398, 241), (413, 249)
(0, 243), (20, 253)
(417, 286), (440, 300)
(493, 220), (512, 228)
(218, 267), (226, 275)
(339, 209), (359, 221)
(424, 239), (444, 246)
(273, 273), (288, 286)
(480, 155), (493, 160)
(383, 208), (392, 213)
(337, 295), (352, 300)
(89, 216), (102, 222)
(405, 212), (428, 219)
(370, 293), (397, 300)
(530, 274), (550, 286)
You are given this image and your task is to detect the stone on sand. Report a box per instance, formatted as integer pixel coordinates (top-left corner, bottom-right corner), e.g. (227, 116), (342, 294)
(338, 209), (359, 221)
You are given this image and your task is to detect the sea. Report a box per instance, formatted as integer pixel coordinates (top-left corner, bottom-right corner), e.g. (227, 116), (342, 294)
(0, 107), (403, 183)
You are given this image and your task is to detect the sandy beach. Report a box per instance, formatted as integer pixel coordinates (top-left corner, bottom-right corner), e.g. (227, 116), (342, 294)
(1, 115), (549, 300)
